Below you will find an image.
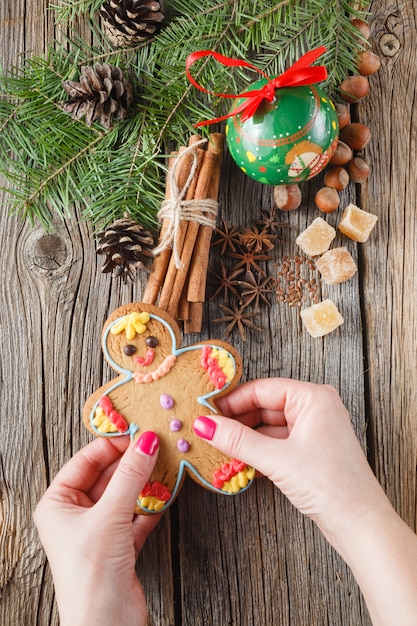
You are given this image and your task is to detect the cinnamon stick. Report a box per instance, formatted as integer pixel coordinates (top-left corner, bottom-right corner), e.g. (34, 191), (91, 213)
(184, 301), (203, 334)
(142, 152), (177, 304)
(166, 149), (218, 318)
(187, 133), (224, 304)
(157, 144), (205, 310)
(142, 135), (202, 305)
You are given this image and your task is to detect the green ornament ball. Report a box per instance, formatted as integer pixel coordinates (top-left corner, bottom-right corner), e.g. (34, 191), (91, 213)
(226, 81), (339, 185)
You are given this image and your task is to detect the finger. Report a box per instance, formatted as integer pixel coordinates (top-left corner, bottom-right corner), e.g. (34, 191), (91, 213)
(98, 431), (160, 519)
(215, 378), (297, 425)
(193, 414), (287, 480)
(132, 512), (163, 558)
(46, 437), (130, 499)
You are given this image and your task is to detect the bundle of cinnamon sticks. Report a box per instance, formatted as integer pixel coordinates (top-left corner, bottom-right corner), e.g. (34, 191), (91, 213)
(143, 133), (224, 333)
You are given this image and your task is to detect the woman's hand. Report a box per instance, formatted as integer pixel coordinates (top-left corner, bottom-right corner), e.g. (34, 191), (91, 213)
(33, 432), (161, 626)
(193, 378), (417, 626)
(194, 378), (383, 537)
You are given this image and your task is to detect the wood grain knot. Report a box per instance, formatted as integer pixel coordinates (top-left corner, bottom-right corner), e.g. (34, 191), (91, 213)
(25, 230), (73, 278)
(379, 33), (401, 57)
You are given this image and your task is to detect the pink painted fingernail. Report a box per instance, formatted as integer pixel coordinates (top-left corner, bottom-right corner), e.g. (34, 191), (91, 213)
(135, 431), (159, 456)
(193, 416), (217, 441)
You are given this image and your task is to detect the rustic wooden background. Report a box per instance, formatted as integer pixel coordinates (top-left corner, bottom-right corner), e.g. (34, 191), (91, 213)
(1, 1), (416, 624)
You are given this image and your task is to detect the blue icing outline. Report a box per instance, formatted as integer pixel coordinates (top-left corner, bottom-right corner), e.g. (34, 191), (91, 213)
(89, 311), (252, 511)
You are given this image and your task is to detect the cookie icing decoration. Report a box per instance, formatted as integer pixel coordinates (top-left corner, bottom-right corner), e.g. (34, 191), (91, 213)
(110, 311), (150, 339)
(160, 393), (174, 409)
(139, 481), (172, 512)
(83, 302), (254, 514)
(170, 418), (182, 431)
(177, 438), (191, 453)
(92, 395), (129, 433)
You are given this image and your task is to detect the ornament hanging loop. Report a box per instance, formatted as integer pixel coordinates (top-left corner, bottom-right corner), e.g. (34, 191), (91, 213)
(186, 46), (328, 127)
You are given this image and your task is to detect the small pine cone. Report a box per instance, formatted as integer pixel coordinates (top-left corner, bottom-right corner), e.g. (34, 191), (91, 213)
(96, 215), (155, 283)
(61, 64), (132, 129)
(100, 0), (164, 48)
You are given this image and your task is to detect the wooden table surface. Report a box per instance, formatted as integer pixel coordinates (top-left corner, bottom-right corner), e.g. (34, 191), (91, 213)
(1, 1), (416, 624)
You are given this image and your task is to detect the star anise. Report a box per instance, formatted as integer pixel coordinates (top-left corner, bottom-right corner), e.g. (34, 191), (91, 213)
(253, 206), (290, 236)
(212, 303), (262, 341)
(238, 271), (275, 312)
(209, 261), (243, 301)
(211, 219), (242, 255)
(229, 248), (272, 276)
(239, 225), (277, 252)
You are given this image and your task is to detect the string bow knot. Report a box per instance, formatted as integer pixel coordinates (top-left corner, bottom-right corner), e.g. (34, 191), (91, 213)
(186, 46), (328, 127)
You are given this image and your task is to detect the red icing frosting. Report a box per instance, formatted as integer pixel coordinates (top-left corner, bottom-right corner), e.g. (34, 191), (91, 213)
(98, 395), (129, 433)
(212, 458), (247, 489)
(141, 481), (172, 502)
(201, 346), (227, 389)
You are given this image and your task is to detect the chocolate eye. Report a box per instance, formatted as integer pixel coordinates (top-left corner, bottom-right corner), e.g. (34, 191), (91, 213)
(123, 344), (137, 356)
(146, 336), (158, 348)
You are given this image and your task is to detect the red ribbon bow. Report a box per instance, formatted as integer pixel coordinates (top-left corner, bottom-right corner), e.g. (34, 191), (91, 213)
(186, 46), (328, 127)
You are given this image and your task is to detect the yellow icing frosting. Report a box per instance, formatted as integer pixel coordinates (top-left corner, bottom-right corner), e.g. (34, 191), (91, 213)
(139, 495), (166, 512)
(210, 348), (235, 382)
(110, 312), (150, 339)
(93, 406), (118, 433)
(221, 467), (255, 494)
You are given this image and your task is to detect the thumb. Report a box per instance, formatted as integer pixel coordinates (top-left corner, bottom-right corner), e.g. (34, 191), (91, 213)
(193, 415), (286, 480)
(99, 431), (159, 518)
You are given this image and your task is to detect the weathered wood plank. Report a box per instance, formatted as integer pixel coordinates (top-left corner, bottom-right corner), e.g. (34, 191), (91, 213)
(1, 1), (416, 625)
(360, 1), (417, 529)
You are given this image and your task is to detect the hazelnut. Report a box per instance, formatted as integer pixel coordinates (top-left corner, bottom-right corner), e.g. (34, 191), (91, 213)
(314, 187), (340, 213)
(346, 157), (371, 182)
(339, 75), (370, 102)
(329, 141), (353, 166)
(340, 123), (371, 151)
(350, 18), (371, 41)
(274, 184), (302, 211)
(315, 187), (340, 213)
(357, 50), (381, 75)
(336, 103), (351, 129)
(324, 166), (350, 191)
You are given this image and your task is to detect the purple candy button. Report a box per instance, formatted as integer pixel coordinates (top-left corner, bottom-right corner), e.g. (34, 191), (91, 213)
(160, 393), (174, 410)
(177, 438), (190, 453)
(170, 418), (182, 432)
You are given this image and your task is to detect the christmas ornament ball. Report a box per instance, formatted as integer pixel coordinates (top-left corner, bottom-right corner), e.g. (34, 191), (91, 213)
(226, 81), (339, 185)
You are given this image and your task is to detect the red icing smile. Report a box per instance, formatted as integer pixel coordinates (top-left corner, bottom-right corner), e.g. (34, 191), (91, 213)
(134, 348), (155, 367)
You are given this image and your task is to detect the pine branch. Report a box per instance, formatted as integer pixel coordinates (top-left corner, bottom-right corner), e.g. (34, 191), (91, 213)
(0, 0), (372, 231)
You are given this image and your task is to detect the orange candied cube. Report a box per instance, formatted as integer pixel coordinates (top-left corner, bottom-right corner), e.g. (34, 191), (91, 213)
(316, 247), (357, 285)
(300, 299), (344, 338)
(296, 217), (336, 256)
(338, 203), (378, 242)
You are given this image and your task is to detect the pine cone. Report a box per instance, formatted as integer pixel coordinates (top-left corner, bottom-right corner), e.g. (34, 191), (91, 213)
(100, 0), (164, 48)
(96, 215), (155, 283)
(61, 64), (132, 130)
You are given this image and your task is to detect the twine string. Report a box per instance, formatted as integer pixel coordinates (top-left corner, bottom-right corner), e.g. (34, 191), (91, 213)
(153, 138), (219, 269)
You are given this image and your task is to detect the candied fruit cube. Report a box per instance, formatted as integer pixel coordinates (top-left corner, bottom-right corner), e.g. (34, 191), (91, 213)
(316, 247), (357, 285)
(300, 299), (344, 338)
(296, 217), (336, 256)
(338, 203), (378, 242)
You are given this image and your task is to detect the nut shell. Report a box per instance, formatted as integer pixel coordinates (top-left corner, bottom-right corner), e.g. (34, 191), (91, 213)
(357, 50), (381, 76)
(329, 141), (353, 166)
(274, 184), (302, 211)
(324, 167), (350, 191)
(340, 75), (370, 102)
(346, 157), (371, 182)
(315, 187), (340, 213)
(340, 123), (371, 151)
(350, 18), (371, 41)
(336, 103), (351, 129)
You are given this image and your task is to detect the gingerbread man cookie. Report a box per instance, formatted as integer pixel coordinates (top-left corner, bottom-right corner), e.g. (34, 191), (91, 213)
(83, 302), (254, 514)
